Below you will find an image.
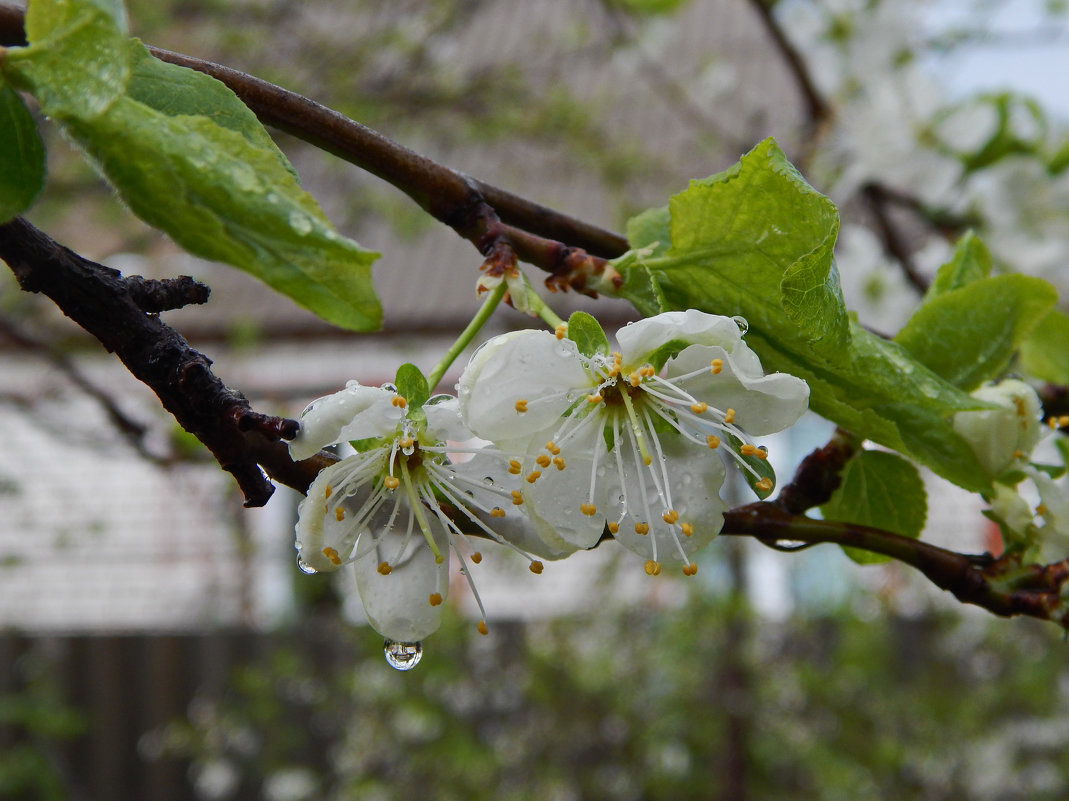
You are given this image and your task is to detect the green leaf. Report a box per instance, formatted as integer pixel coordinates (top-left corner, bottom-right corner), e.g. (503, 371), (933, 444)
(657, 137), (849, 358)
(567, 311), (610, 357)
(394, 363), (430, 410)
(895, 274), (1057, 390)
(625, 205), (671, 258)
(2, 0), (382, 331)
(1020, 309), (1069, 385)
(0, 85), (46, 222)
(924, 231), (991, 299)
(821, 450), (928, 565)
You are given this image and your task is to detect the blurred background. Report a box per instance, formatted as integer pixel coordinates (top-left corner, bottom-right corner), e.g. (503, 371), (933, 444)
(3, 0), (1069, 798)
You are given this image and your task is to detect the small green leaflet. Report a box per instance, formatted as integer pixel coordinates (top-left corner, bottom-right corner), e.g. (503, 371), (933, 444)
(566, 311), (610, 357)
(0, 85), (46, 222)
(923, 231), (990, 299)
(821, 450), (928, 565)
(895, 273), (1056, 391)
(614, 138), (998, 493)
(394, 363), (430, 411)
(1, 0), (382, 331)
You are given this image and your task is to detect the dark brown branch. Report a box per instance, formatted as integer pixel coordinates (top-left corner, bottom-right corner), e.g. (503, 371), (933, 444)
(746, 0), (831, 130)
(0, 217), (297, 507)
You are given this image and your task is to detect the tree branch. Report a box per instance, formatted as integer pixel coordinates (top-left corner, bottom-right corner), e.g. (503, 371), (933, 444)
(0, 217), (297, 507)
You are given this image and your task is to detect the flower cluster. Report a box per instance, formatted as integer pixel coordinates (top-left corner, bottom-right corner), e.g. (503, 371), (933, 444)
(289, 311), (810, 655)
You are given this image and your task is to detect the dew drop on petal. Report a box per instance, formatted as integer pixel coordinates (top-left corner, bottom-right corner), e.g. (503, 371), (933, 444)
(384, 640), (423, 671)
(382, 383), (397, 393)
(732, 316), (749, 334)
(483, 476), (495, 486)
(296, 556), (318, 575)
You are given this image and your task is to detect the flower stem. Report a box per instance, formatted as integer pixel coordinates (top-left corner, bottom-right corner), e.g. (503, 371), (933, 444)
(425, 280), (509, 390)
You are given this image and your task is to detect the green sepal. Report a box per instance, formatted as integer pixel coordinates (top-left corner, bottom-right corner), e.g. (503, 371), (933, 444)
(726, 433), (776, 500)
(1020, 309), (1069, 385)
(0, 85), (46, 222)
(895, 273), (1057, 390)
(643, 339), (693, 372)
(821, 450), (928, 564)
(567, 311), (611, 357)
(394, 363), (430, 411)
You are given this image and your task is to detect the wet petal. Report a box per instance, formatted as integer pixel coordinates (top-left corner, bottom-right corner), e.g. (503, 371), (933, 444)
(667, 343), (809, 435)
(422, 396), (472, 442)
(616, 310), (743, 364)
(290, 383), (399, 460)
(295, 458), (376, 572)
(353, 521), (450, 642)
(458, 330), (593, 443)
(605, 434), (727, 563)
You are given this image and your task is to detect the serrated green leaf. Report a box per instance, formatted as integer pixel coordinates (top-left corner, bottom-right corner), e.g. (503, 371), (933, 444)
(1020, 309), (1069, 385)
(895, 274), (1056, 389)
(625, 205), (671, 257)
(821, 450), (928, 565)
(394, 363), (430, 410)
(2, 0), (382, 331)
(567, 311), (610, 357)
(0, 85), (46, 222)
(654, 137), (849, 357)
(924, 231), (991, 299)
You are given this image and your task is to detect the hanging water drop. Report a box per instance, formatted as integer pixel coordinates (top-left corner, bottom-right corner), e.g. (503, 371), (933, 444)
(296, 556), (318, 574)
(732, 316), (749, 334)
(384, 640), (423, 671)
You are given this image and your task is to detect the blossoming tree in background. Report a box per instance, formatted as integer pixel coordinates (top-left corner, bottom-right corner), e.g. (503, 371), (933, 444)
(3, 0), (1069, 670)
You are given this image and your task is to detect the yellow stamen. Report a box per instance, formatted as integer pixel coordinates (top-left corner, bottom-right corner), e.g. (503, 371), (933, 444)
(428, 592), (443, 606)
(490, 507), (506, 518)
(663, 509), (679, 524)
(641, 364), (656, 378)
(324, 484), (333, 499)
(508, 459), (522, 475)
(755, 477), (773, 493)
(629, 371), (642, 387)
(754, 448), (769, 460)
(515, 399), (528, 413)
(740, 444), (757, 455)
(526, 470), (542, 483)
(322, 547), (341, 566)
(536, 454), (551, 468)
(477, 620), (489, 635)
(1061, 415), (1069, 427)
(529, 561), (544, 574)
(706, 435), (720, 449)
(391, 396), (407, 408)
(511, 490), (524, 505)
(644, 560), (661, 576)
(691, 402), (708, 414)
(587, 393), (604, 404)
(710, 358), (723, 374)
(471, 552), (483, 564)
(384, 475), (400, 490)
(1038, 504), (1049, 516)
(546, 441), (561, 455)
(681, 522), (694, 537)
(635, 522), (650, 535)
(682, 563), (698, 576)
(553, 457), (566, 470)
(555, 324), (567, 340)
(334, 507), (345, 521)
(608, 522), (620, 534)
(398, 437), (414, 449)
(377, 561), (392, 575)
(724, 408), (736, 424)
(580, 503), (597, 516)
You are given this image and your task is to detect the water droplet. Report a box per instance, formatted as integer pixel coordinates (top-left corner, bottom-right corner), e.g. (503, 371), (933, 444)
(482, 476), (495, 486)
(382, 383), (397, 393)
(402, 445), (415, 456)
(296, 556), (318, 574)
(618, 494), (626, 503)
(732, 316), (749, 334)
(384, 640), (423, 671)
(289, 210), (313, 236)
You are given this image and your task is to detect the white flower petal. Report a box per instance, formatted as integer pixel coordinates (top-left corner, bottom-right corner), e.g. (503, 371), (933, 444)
(422, 396), (470, 442)
(458, 330), (593, 443)
(953, 379), (1041, 476)
(290, 383), (399, 460)
(295, 457), (380, 572)
(604, 433), (727, 563)
(353, 522), (450, 642)
(667, 343), (809, 435)
(616, 310), (743, 364)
